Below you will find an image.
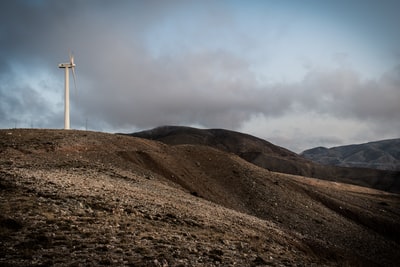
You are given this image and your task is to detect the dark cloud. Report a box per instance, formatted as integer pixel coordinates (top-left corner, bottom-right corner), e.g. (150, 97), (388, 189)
(0, 1), (398, 149)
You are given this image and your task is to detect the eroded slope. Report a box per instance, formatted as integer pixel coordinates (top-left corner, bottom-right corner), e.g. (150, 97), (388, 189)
(1, 129), (399, 266)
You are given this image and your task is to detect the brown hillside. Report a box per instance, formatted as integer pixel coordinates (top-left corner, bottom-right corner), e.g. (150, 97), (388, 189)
(1, 129), (399, 266)
(128, 126), (400, 193)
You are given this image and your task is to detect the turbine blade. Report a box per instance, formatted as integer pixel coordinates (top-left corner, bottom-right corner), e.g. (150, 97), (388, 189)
(72, 66), (77, 96)
(70, 52), (74, 65)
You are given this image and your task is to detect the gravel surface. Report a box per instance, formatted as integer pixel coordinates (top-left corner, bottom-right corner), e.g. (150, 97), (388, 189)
(1, 129), (399, 266)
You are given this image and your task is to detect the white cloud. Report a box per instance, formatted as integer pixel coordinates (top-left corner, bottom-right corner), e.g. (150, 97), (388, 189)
(238, 112), (388, 153)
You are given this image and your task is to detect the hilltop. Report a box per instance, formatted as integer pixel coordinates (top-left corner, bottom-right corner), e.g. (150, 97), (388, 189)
(1, 129), (399, 266)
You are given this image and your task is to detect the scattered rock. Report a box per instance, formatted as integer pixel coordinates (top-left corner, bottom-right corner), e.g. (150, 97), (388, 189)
(0, 129), (399, 266)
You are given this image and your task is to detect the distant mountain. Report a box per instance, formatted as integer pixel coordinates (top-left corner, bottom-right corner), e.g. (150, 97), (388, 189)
(125, 126), (400, 193)
(301, 139), (400, 171)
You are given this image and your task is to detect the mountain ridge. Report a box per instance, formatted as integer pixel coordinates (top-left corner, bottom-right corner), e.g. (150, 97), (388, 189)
(301, 138), (400, 171)
(126, 126), (400, 193)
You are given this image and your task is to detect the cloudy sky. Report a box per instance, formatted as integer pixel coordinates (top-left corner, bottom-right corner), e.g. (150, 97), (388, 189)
(1, 0), (399, 152)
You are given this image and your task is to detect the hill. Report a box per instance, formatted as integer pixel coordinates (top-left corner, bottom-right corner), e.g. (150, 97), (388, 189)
(1, 129), (399, 266)
(127, 126), (400, 193)
(301, 139), (400, 171)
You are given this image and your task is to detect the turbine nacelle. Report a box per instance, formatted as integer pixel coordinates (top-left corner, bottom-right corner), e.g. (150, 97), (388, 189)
(58, 62), (76, 68)
(59, 52), (76, 68)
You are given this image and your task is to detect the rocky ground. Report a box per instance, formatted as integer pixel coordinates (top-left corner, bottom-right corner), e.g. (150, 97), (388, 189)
(0, 129), (399, 266)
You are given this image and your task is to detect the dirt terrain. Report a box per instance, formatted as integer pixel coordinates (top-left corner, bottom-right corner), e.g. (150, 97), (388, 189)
(129, 126), (400, 193)
(1, 129), (399, 266)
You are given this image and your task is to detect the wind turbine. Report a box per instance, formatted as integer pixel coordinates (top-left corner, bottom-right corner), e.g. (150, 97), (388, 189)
(58, 52), (77, 130)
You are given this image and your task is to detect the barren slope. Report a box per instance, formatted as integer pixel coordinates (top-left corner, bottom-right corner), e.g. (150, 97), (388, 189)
(1, 129), (399, 266)
(128, 126), (400, 193)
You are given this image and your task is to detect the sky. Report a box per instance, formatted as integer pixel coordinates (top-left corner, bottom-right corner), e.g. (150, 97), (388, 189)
(0, 0), (399, 152)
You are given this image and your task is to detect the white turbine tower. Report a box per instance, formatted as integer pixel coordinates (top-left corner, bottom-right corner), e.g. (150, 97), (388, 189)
(58, 53), (77, 130)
